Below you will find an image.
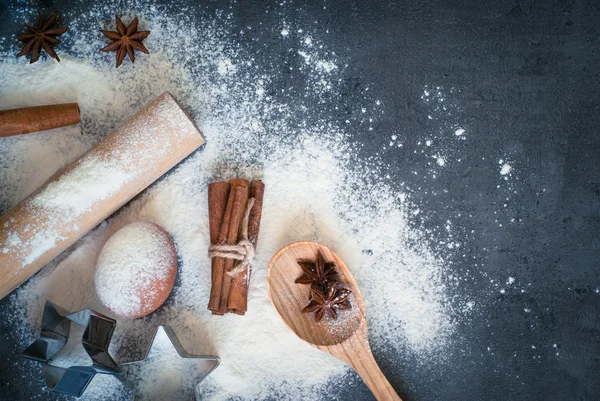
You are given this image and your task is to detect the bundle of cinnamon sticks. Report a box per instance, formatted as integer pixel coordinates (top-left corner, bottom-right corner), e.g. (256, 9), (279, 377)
(208, 179), (265, 315)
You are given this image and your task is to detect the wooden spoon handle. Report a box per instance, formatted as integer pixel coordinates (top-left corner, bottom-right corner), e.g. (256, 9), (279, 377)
(334, 340), (402, 401)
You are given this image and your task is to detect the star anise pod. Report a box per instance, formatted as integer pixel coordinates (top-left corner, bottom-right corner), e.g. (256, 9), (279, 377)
(295, 251), (338, 289)
(100, 16), (150, 68)
(302, 285), (352, 322)
(16, 12), (68, 64)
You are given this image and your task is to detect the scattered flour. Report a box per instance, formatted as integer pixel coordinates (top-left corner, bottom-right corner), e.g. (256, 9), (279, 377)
(316, 60), (337, 73)
(217, 59), (237, 75)
(1, 231), (22, 254)
(0, 4), (464, 401)
(10, 154), (130, 268)
(49, 323), (94, 368)
(33, 157), (129, 214)
(500, 163), (513, 175)
(120, 327), (217, 400)
(21, 229), (67, 267)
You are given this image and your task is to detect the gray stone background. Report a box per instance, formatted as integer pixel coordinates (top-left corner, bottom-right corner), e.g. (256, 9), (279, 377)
(0, 0), (599, 400)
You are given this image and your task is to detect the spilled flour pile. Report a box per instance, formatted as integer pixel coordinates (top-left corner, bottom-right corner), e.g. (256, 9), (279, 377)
(0, 3), (463, 401)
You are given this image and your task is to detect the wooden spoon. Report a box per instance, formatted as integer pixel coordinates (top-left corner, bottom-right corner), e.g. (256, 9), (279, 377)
(267, 241), (402, 401)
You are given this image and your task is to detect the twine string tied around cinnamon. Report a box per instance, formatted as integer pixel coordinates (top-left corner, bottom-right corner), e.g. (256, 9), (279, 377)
(208, 197), (256, 278)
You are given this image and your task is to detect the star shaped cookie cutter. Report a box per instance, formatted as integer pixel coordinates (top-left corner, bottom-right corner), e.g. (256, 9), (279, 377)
(119, 325), (220, 400)
(22, 300), (120, 397)
(23, 301), (220, 399)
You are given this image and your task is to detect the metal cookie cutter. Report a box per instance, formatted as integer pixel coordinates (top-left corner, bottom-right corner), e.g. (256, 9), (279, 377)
(22, 301), (119, 397)
(120, 325), (220, 400)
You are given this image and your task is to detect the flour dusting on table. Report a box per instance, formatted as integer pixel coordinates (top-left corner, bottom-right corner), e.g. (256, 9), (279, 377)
(33, 157), (128, 214)
(0, 3), (466, 401)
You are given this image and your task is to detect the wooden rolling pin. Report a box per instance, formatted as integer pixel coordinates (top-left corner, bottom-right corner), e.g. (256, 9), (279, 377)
(0, 103), (81, 137)
(0, 92), (205, 300)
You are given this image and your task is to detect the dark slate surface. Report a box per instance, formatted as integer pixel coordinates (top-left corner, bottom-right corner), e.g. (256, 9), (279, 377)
(1, 0), (599, 400)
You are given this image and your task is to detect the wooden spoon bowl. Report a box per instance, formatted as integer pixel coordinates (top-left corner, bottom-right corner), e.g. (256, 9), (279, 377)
(267, 241), (402, 401)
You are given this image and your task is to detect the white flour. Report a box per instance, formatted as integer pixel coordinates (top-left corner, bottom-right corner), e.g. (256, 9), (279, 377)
(33, 157), (129, 214)
(21, 229), (66, 267)
(500, 162), (513, 176)
(95, 222), (176, 318)
(0, 4), (466, 401)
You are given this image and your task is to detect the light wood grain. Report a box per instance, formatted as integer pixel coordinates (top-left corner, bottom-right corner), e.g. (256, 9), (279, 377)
(267, 241), (402, 401)
(0, 92), (204, 300)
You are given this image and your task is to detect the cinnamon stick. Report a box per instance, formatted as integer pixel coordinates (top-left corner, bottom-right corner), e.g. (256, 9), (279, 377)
(207, 182), (230, 314)
(247, 180), (265, 246)
(0, 103), (80, 137)
(227, 180), (265, 315)
(218, 179), (249, 314)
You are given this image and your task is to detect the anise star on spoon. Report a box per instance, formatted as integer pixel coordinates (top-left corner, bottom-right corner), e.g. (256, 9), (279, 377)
(302, 285), (352, 323)
(100, 16), (150, 68)
(295, 250), (338, 289)
(17, 12), (68, 64)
